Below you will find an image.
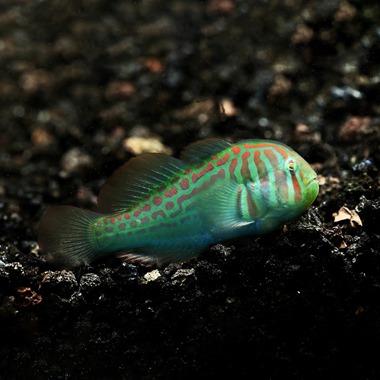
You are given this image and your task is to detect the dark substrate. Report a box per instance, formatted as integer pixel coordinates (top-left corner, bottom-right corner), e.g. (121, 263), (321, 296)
(1, 1), (380, 379)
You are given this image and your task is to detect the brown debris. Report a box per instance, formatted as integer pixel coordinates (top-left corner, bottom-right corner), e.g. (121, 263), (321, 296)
(20, 69), (54, 94)
(76, 185), (96, 204)
(333, 206), (363, 228)
(268, 75), (292, 100)
(338, 117), (372, 142)
(16, 287), (42, 307)
(31, 128), (55, 148)
(334, 1), (357, 23)
(143, 57), (166, 74)
(173, 99), (215, 122)
(123, 136), (172, 155)
(60, 148), (93, 175)
(219, 98), (238, 117)
(317, 175), (339, 187)
(291, 24), (314, 45)
(207, 0), (236, 14)
(355, 306), (364, 316)
(105, 81), (136, 100)
(294, 123), (321, 143)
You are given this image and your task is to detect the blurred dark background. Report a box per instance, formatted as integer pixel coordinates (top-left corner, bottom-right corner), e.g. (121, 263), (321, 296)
(1, 1), (380, 379)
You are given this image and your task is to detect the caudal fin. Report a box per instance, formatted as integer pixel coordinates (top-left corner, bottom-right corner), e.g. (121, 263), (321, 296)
(38, 206), (103, 268)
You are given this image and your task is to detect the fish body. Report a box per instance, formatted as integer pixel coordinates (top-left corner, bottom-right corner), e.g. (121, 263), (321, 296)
(38, 138), (319, 267)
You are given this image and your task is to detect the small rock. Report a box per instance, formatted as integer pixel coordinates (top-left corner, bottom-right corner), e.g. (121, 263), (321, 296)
(338, 117), (372, 141)
(140, 269), (162, 284)
(219, 98), (238, 117)
(171, 268), (195, 286)
(4, 262), (25, 282)
(40, 270), (78, 297)
(123, 136), (172, 155)
(79, 273), (102, 296)
(60, 148), (93, 176)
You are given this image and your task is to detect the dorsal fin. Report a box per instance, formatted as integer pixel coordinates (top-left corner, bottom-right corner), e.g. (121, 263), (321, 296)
(180, 138), (232, 163)
(97, 153), (185, 213)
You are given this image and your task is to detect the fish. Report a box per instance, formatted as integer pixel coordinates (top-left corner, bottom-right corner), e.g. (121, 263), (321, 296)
(38, 138), (319, 268)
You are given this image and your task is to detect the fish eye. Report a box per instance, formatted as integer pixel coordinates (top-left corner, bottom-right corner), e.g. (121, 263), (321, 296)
(285, 159), (297, 172)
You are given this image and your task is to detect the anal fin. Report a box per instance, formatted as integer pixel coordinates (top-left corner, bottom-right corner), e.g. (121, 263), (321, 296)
(117, 244), (206, 267)
(117, 252), (158, 266)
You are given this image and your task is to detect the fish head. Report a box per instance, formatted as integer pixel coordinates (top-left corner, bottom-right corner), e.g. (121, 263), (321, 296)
(246, 141), (319, 227)
(275, 154), (319, 213)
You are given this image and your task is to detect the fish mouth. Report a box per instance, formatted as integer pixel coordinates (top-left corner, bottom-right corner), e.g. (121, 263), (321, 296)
(306, 176), (319, 199)
(307, 176), (319, 187)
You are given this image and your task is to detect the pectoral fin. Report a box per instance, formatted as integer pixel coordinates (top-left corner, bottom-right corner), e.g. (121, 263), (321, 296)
(195, 181), (257, 236)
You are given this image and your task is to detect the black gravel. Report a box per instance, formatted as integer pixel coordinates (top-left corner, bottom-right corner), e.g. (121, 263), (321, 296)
(1, 1), (380, 379)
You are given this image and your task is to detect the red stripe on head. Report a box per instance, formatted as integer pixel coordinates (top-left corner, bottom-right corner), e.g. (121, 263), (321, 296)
(272, 145), (289, 160)
(264, 149), (279, 168)
(263, 148), (280, 189)
(231, 146), (241, 155)
(254, 151), (266, 177)
(244, 142), (280, 149)
(229, 158), (238, 181)
(292, 174), (302, 202)
(240, 151), (251, 180)
(243, 142), (290, 161)
(244, 142), (266, 149)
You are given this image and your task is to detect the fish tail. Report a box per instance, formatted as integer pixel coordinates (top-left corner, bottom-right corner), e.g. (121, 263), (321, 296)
(38, 206), (103, 268)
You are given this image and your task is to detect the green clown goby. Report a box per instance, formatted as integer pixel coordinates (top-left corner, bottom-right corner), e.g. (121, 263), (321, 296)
(38, 138), (319, 267)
